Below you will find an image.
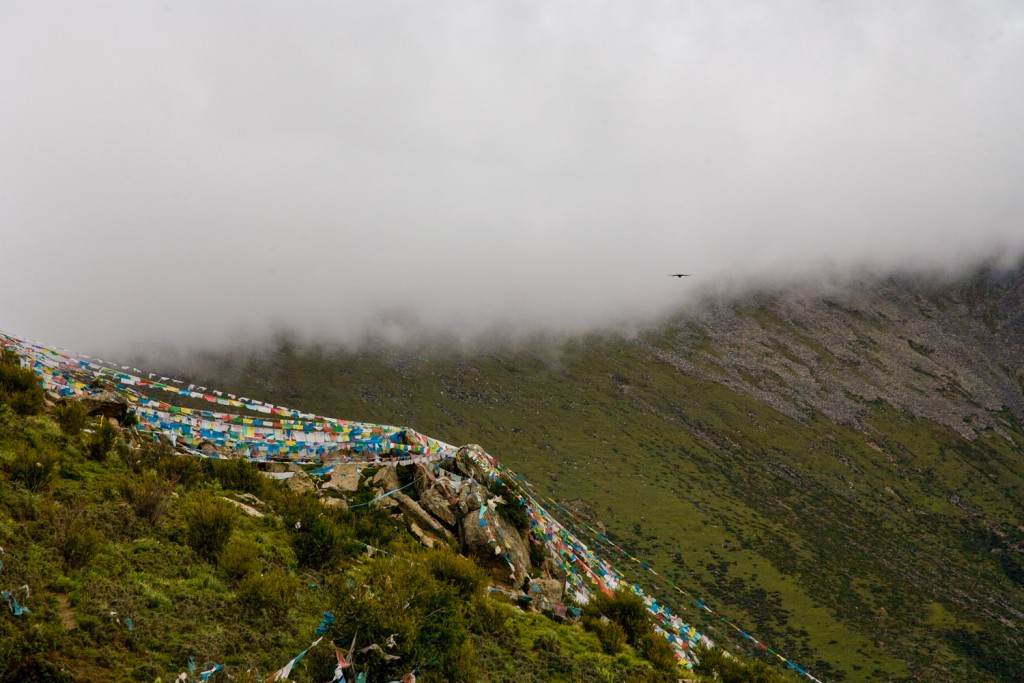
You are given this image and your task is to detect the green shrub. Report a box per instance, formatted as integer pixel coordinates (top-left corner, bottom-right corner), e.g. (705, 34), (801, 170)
(428, 551), (486, 598)
(637, 632), (678, 672)
(533, 630), (561, 653)
(352, 504), (398, 549)
(205, 458), (266, 496)
(54, 508), (103, 569)
(0, 350), (44, 416)
(487, 477), (530, 533)
(693, 645), (790, 683)
(156, 449), (204, 488)
(330, 553), (480, 681)
(583, 588), (651, 647)
(218, 537), (261, 581)
(237, 567), (297, 617)
(289, 507), (346, 570)
(85, 418), (118, 461)
(592, 618), (628, 654)
(0, 656), (76, 683)
(120, 471), (175, 524)
(185, 493), (237, 562)
(467, 596), (510, 637)
(52, 401), (88, 435)
(5, 442), (60, 491)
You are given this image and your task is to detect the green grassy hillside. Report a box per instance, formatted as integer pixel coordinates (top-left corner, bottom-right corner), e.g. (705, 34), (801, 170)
(166, 267), (1024, 682)
(0, 349), (796, 683)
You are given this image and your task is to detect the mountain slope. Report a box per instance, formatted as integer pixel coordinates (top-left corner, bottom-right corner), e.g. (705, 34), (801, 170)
(170, 263), (1024, 682)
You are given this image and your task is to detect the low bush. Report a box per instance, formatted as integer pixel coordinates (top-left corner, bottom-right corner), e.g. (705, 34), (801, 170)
(428, 551), (486, 599)
(329, 552), (480, 681)
(0, 349), (44, 416)
(205, 458), (266, 497)
(54, 507), (103, 570)
(5, 442), (60, 492)
(185, 493), (237, 562)
(693, 645), (791, 683)
(52, 401), (88, 435)
(120, 471), (175, 524)
(287, 500), (351, 570)
(637, 632), (679, 672)
(487, 477), (530, 533)
(583, 588), (651, 647)
(218, 537), (261, 582)
(585, 618), (627, 655)
(157, 449), (204, 488)
(85, 418), (118, 461)
(237, 567), (297, 618)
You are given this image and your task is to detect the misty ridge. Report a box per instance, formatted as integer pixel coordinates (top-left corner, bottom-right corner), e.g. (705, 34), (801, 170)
(134, 254), (1024, 396)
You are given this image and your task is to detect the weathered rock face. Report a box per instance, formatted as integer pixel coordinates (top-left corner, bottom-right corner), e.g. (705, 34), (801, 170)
(641, 272), (1024, 438)
(371, 466), (401, 492)
(285, 470), (314, 495)
(460, 505), (531, 584)
(419, 487), (457, 528)
(220, 496), (264, 518)
(529, 577), (564, 604)
(322, 464), (362, 494)
(455, 444), (491, 483)
(402, 430), (428, 450)
(63, 391), (129, 420)
(393, 492), (453, 541)
(413, 463), (433, 496)
(408, 521), (439, 549)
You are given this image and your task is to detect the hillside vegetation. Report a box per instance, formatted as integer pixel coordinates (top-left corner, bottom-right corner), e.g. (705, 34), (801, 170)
(167, 264), (1024, 682)
(0, 348), (794, 682)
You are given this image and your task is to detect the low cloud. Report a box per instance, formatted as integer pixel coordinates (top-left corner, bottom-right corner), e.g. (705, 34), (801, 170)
(2, 1), (1023, 354)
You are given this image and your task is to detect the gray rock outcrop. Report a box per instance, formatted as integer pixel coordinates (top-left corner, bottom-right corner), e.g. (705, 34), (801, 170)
(393, 492), (453, 541)
(322, 464), (362, 494)
(460, 503), (531, 584)
(63, 391), (129, 420)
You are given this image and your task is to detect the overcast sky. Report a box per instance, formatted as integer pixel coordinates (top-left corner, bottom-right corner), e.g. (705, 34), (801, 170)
(2, 1), (1023, 354)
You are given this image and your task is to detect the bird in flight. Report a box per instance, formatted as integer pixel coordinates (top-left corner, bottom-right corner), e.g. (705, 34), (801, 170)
(668, 273), (692, 278)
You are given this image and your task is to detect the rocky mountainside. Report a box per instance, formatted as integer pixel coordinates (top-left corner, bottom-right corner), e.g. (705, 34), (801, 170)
(651, 267), (1024, 437)
(163, 261), (1024, 683)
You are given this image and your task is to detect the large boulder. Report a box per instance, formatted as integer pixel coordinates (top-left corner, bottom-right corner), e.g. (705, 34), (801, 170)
(460, 503), (531, 585)
(408, 521), (440, 549)
(419, 487), (457, 528)
(413, 463), (433, 495)
(402, 430), (428, 449)
(455, 444), (493, 482)
(528, 577), (564, 604)
(286, 470), (315, 495)
(393, 492), (453, 541)
(371, 466), (401, 492)
(322, 464), (363, 494)
(64, 391), (129, 420)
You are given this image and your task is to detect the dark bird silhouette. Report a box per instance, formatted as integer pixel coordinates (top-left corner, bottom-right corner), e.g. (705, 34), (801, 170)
(668, 273), (692, 278)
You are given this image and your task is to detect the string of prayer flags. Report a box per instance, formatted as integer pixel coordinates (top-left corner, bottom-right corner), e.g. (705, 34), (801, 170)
(198, 664), (223, 681)
(329, 649), (351, 682)
(267, 637), (322, 680)
(1, 590), (28, 617)
(1, 331), (456, 466)
(315, 611), (336, 636)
